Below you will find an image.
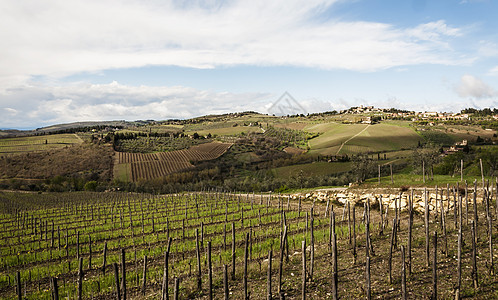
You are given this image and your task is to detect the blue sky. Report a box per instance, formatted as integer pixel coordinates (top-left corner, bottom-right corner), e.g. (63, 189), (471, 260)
(1, 0), (497, 129)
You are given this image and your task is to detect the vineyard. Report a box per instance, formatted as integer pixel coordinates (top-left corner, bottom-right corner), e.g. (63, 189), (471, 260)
(114, 137), (206, 154)
(1, 181), (497, 299)
(115, 142), (232, 182)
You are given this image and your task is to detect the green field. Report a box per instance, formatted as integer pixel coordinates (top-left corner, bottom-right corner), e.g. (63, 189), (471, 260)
(306, 122), (365, 155)
(113, 162), (131, 182)
(416, 125), (496, 146)
(0, 134), (83, 155)
(306, 123), (422, 155)
(272, 161), (352, 178)
(342, 123), (422, 153)
(365, 173), (494, 188)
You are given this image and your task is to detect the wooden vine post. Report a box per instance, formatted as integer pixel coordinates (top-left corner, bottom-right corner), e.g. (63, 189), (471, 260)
(103, 241), (108, 276)
(408, 190), (413, 275)
(224, 264), (229, 300)
(456, 217), (462, 300)
(424, 188), (430, 268)
(208, 241), (213, 300)
(331, 210), (338, 300)
(302, 240), (306, 300)
(310, 208), (315, 281)
(113, 263), (121, 300)
(401, 245), (407, 300)
(51, 277), (59, 300)
(488, 215), (494, 275)
(244, 232), (249, 300)
(142, 256), (147, 296)
(366, 256), (371, 300)
(432, 232), (437, 300)
(173, 277), (179, 300)
(278, 225), (287, 298)
(88, 235), (92, 269)
(16, 271), (21, 300)
(267, 250), (272, 300)
(231, 222), (236, 280)
(353, 205), (357, 264)
(196, 229), (202, 292)
(388, 219), (396, 284)
(121, 249), (127, 300)
(78, 257), (83, 300)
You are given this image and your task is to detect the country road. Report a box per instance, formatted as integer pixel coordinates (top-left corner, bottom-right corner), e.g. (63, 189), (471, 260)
(336, 124), (370, 155)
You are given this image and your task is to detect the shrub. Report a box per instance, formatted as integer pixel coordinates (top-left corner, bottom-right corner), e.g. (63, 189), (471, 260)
(84, 181), (98, 191)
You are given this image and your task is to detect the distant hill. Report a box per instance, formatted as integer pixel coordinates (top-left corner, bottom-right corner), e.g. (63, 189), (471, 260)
(0, 129), (25, 138)
(0, 120), (150, 138)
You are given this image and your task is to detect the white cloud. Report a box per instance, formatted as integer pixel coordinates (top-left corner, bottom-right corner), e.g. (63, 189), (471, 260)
(0, 0), (468, 89)
(3, 108), (18, 116)
(0, 81), (273, 128)
(1, 79), (496, 129)
(488, 66), (498, 76)
(478, 41), (498, 57)
(459, 0), (488, 4)
(455, 74), (497, 99)
(408, 20), (461, 42)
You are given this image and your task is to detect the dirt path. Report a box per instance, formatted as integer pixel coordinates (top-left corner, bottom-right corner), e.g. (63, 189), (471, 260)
(336, 124), (370, 154)
(73, 133), (84, 143)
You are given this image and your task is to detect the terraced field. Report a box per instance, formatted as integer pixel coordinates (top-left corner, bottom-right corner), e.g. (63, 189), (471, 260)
(114, 142), (232, 181)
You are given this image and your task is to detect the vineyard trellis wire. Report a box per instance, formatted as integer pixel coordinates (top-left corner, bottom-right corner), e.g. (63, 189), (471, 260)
(0, 178), (496, 299)
(117, 142), (232, 181)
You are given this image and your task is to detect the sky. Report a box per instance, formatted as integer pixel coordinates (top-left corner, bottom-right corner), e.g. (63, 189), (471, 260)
(1, 0), (498, 129)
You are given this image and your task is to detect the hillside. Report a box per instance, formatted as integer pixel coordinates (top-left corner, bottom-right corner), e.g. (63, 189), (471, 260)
(0, 133), (83, 156)
(0, 143), (114, 191)
(306, 122), (422, 155)
(0, 109), (495, 193)
(114, 142), (232, 182)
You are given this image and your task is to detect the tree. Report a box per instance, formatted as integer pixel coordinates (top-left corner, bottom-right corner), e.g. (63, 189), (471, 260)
(477, 147), (498, 177)
(351, 154), (376, 183)
(412, 146), (440, 177)
(84, 181), (98, 191)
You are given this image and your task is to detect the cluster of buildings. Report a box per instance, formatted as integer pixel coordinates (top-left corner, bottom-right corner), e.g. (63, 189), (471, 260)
(340, 105), (498, 122)
(412, 112), (470, 121)
(446, 139), (468, 154)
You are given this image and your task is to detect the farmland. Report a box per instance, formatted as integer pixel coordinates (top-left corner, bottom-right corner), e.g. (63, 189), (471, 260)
(306, 123), (422, 156)
(114, 136), (207, 154)
(185, 126), (262, 137)
(0, 109), (496, 195)
(0, 109), (497, 298)
(114, 142), (232, 182)
(1, 181), (497, 299)
(416, 124), (496, 146)
(0, 134), (83, 156)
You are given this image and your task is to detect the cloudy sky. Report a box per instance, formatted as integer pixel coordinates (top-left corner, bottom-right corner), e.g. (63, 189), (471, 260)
(1, 0), (497, 129)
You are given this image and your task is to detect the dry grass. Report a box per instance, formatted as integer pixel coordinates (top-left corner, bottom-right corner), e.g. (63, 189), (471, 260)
(0, 143), (113, 180)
